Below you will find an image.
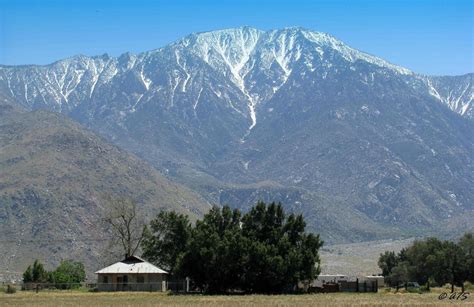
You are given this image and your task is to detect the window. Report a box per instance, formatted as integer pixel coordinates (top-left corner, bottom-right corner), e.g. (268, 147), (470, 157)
(137, 276), (145, 283)
(103, 276), (108, 284)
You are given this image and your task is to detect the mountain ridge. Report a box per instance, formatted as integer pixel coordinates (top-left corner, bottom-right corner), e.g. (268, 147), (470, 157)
(0, 27), (472, 246)
(0, 27), (470, 122)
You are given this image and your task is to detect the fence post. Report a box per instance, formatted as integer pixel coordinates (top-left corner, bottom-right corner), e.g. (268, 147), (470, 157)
(356, 278), (359, 292)
(186, 277), (190, 293)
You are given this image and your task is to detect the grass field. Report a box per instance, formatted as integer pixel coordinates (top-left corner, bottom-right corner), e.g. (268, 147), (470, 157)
(0, 288), (471, 307)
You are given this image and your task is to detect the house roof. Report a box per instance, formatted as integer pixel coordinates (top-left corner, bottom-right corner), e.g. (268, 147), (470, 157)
(95, 255), (168, 274)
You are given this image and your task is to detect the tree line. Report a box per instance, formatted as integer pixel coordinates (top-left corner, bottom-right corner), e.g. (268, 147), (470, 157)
(141, 201), (323, 294)
(378, 233), (474, 292)
(23, 259), (86, 289)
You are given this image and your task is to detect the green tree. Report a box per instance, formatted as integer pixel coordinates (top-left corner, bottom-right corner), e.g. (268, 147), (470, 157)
(23, 265), (33, 283)
(404, 238), (443, 285)
(241, 202), (323, 293)
(177, 206), (245, 293)
(159, 202), (322, 294)
(381, 235), (472, 289)
(458, 233), (474, 283)
(389, 261), (412, 289)
(141, 211), (192, 275)
(23, 260), (48, 284)
(378, 251), (398, 277)
(430, 241), (467, 292)
(31, 260), (48, 283)
(49, 260), (86, 289)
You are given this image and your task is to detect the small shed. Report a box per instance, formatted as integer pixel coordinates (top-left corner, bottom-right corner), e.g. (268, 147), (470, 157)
(311, 274), (349, 288)
(95, 255), (168, 291)
(363, 275), (385, 288)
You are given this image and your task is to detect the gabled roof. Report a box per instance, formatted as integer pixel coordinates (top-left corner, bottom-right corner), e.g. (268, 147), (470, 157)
(95, 255), (168, 274)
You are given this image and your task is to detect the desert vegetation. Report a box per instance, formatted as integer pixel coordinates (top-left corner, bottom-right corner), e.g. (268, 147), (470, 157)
(379, 233), (474, 292)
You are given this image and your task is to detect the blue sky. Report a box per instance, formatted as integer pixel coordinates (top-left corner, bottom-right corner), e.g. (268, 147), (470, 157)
(1, 0), (472, 75)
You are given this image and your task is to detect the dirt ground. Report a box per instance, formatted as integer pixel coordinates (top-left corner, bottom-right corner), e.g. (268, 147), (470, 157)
(0, 288), (471, 307)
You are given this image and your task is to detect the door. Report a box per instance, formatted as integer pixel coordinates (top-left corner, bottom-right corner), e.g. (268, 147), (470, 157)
(116, 276), (123, 291)
(123, 275), (128, 291)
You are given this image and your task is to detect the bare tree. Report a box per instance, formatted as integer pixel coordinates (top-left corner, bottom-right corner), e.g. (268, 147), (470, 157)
(102, 197), (146, 258)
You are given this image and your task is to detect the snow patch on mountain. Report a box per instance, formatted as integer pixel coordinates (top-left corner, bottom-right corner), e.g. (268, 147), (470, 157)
(0, 26), (471, 124)
(184, 27), (262, 130)
(421, 74), (473, 117)
(301, 30), (412, 75)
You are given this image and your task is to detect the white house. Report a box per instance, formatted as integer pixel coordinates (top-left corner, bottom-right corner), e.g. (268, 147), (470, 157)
(95, 255), (168, 291)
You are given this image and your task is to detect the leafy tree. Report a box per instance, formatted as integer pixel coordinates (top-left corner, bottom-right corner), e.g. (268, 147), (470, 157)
(404, 238), (443, 285)
(397, 247), (409, 262)
(241, 202), (323, 293)
(388, 261), (412, 289)
(23, 265), (33, 283)
(149, 202), (323, 294)
(381, 234), (473, 290)
(458, 233), (474, 283)
(430, 241), (467, 292)
(32, 260), (48, 283)
(23, 260), (48, 283)
(378, 251), (398, 276)
(178, 206), (245, 293)
(49, 260), (86, 289)
(141, 211), (192, 275)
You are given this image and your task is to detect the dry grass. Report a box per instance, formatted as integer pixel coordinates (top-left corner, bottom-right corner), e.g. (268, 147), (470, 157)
(0, 289), (471, 307)
(320, 238), (416, 276)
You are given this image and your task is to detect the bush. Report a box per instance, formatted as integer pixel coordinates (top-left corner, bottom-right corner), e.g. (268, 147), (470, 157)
(49, 260), (86, 289)
(407, 287), (422, 294)
(464, 281), (474, 290)
(6, 285), (17, 294)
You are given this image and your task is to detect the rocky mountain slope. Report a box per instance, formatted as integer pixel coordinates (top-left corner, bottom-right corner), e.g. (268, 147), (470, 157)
(0, 27), (472, 246)
(0, 96), (209, 278)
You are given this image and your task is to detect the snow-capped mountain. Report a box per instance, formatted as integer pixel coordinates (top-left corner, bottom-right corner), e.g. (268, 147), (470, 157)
(1, 27), (472, 242)
(0, 27), (471, 128)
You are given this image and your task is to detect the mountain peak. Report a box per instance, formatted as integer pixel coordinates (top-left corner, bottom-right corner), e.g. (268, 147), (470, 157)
(1, 26), (471, 121)
(170, 27), (412, 77)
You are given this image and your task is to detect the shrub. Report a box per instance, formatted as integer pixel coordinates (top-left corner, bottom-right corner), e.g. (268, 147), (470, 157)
(6, 285), (17, 294)
(407, 287), (422, 294)
(49, 260), (86, 289)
